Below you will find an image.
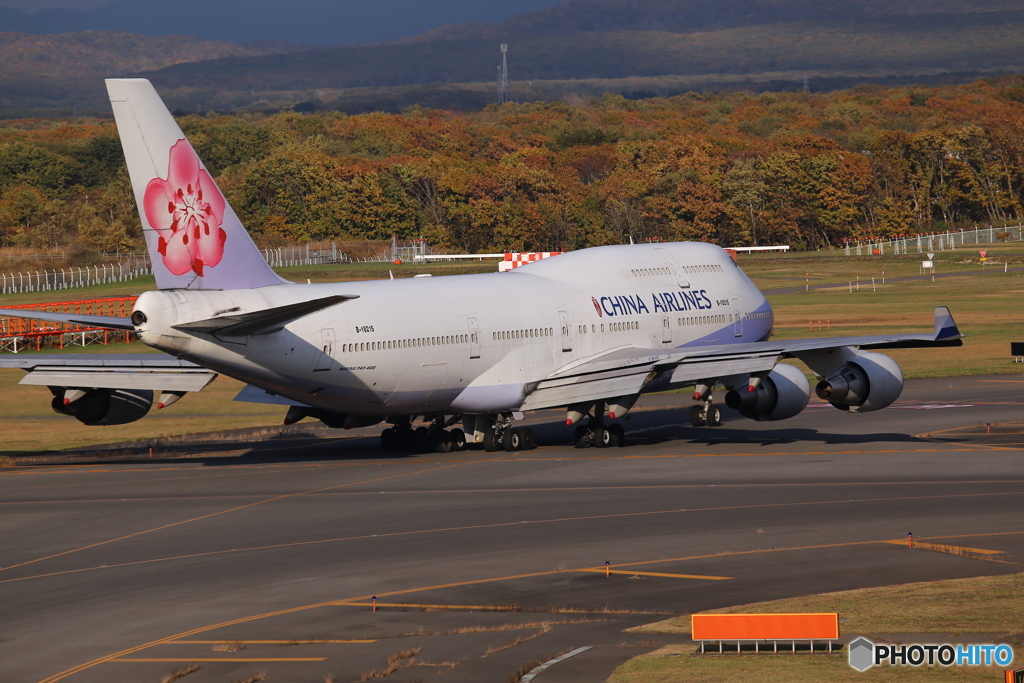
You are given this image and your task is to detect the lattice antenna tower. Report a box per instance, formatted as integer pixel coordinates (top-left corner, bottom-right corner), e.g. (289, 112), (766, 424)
(499, 44), (510, 105)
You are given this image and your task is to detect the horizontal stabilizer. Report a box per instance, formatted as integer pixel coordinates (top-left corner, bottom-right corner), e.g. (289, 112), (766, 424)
(0, 308), (133, 330)
(173, 295), (357, 337)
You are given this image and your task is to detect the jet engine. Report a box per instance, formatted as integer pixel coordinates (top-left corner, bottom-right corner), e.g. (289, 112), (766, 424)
(814, 352), (903, 412)
(50, 387), (153, 425)
(724, 363), (811, 421)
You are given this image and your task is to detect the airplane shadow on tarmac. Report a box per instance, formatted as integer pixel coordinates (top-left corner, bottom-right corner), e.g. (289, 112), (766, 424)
(7, 406), (924, 467)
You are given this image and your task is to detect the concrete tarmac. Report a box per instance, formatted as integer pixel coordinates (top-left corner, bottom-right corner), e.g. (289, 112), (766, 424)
(1, 374), (1023, 683)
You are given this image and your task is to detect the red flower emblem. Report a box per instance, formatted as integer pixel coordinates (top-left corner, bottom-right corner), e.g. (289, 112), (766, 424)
(592, 297), (603, 317)
(143, 139), (227, 277)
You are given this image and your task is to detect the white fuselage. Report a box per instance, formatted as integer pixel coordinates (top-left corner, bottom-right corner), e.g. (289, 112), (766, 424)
(132, 242), (772, 417)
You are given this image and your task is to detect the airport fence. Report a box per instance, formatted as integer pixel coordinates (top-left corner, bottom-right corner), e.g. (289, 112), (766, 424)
(261, 243), (352, 267)
(844, 225), (1024, 256)
(0, 261), (152, 295)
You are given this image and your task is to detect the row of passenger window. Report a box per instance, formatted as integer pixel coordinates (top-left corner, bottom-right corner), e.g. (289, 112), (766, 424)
(677, 314), (728, 326)
(746, 311), (770, 320)
(341, 333), (476, 353)
(631, 267), (670, 277)
(493, 327), (554, 341)
(684, 264), (723, 274)
(630, 263), (724, 277)
(339, 311), (759, 354)
(577, 321), (640, 334)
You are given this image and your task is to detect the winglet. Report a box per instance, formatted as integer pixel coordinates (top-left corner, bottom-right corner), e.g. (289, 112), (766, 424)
(934, 306), (962, 341)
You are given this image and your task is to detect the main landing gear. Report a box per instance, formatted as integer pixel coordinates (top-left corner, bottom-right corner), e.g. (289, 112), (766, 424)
(481, 414), (536, 453)
(380, 415), (468, 454)
(380, 414), (536, 454)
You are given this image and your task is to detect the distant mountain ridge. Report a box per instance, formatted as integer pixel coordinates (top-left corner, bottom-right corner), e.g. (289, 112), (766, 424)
(0, 31), (311, 80)
(398, 0), (1024, 43)
(5, 0), (1024, 117)
(0, 0), (564, 46)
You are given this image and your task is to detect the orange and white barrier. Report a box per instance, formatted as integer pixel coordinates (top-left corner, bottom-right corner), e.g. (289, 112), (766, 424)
(498, 252), (563, 272)
(691, 612), (840, 654)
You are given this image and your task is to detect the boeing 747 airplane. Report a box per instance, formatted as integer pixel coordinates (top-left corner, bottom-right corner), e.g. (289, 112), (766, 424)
(0, 79), (964, 452)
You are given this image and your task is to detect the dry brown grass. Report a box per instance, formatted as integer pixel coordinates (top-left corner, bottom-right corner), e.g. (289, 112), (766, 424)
(211, 641), (245, 652)
(504, 657), (545, 683)
(912, 541), (1007, 562)
(483, 627), (551, 656)
(357, 647), (421, 680)
(540, 604), (669, 614)
(160, 663), (199, 683)
(401, 617), (601, 637)
(230, 671), (266, 683)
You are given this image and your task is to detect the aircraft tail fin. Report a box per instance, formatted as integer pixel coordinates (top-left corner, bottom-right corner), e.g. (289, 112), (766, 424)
(106, 78), (286, 291)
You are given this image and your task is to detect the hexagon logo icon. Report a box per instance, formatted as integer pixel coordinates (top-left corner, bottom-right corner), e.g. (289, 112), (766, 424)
(848, 637), (874, 671)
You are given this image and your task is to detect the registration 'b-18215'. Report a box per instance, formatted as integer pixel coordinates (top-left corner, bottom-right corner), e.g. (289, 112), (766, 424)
(0, 79), (964, 452)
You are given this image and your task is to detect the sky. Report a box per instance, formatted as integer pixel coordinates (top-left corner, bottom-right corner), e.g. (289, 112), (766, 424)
(0, 0), (572, 44)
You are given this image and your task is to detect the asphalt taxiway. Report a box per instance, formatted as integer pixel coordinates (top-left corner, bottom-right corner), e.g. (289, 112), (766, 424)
(2, 374), (1023, 683)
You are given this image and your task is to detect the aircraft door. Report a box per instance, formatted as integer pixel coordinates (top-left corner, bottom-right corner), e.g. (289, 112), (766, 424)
(313, 328), (336, 371)
(467, 317), (481, 359)
(662, 313), (672, 344)
(655, 247), (691, 288)
(558, 310), (572, 352)
(732, 298), (743, 337)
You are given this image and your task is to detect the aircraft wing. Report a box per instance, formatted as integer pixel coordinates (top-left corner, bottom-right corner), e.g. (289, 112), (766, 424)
(521, 306), (962, 411)
(0, 353), (216, 392)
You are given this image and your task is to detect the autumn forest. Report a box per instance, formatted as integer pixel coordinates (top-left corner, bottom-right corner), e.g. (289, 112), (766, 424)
(4, 77), (1024, 258)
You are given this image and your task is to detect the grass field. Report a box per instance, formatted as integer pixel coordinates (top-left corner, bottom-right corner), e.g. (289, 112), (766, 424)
(736, 244), (1022, 291)
(742, 246), (1024, 378)
(609, 652), (1008, 682)
(612, 572), (1024, 683)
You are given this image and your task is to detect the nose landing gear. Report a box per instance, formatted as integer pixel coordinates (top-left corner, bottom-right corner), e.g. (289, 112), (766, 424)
(690, 402), (722, 427)
(690, 384), (723, 427)
(574, 421), (625, 448)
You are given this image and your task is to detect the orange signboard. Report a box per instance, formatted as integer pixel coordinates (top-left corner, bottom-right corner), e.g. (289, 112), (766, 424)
(691, 613), (839, 640)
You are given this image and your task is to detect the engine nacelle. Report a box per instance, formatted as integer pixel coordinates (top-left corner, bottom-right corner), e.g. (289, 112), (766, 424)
(50, 387), (153, 425)
(814, 352), (903, 412)
(724, 364), (810, 421)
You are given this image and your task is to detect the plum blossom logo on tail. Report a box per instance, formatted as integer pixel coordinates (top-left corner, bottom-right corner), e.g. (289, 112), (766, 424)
(143, 139), (227, 277)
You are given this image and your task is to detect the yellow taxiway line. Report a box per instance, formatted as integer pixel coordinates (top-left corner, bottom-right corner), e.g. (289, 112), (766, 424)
(166, 639), (375, 644)
(114, 657), (326, 662)
(575, 568), (732, 580)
